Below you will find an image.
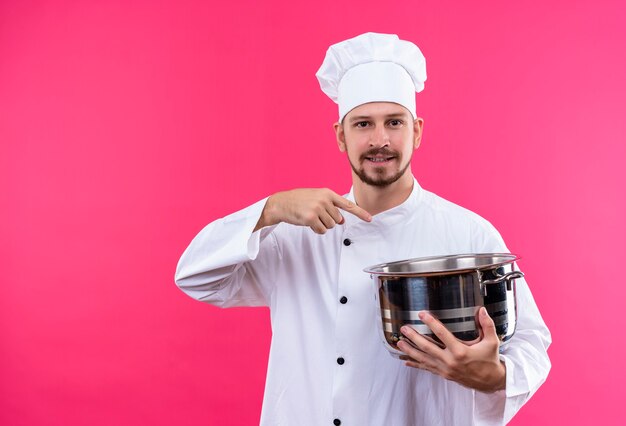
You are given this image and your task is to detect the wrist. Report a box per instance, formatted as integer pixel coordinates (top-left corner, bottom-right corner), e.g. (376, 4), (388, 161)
(254, 195), (279, 232)
(491, 360), (507, 392)
(473, 360), (507, 393)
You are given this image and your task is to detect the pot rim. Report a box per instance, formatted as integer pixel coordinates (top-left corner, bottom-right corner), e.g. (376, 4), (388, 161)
(363, 252), (520, 276)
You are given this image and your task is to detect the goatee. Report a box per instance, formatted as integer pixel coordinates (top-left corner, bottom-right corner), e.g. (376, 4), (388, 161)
(349, 147), (412, 187)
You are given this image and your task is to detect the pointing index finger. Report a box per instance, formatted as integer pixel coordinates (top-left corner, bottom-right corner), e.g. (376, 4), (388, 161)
(331, 194), (372, 222)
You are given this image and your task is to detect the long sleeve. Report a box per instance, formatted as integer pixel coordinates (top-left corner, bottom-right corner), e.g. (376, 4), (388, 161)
(471, 224), (552, 425)
(174, 197), (281, 308)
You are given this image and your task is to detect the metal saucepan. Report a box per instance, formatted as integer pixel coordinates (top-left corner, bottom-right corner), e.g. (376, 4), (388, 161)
(364, 253), (523, 356)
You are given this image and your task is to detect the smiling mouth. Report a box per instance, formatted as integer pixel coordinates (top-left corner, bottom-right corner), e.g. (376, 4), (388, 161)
(365, 156), (396, 163)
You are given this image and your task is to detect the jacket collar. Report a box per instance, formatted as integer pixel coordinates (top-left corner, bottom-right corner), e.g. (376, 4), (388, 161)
(344, 177), (423, 230)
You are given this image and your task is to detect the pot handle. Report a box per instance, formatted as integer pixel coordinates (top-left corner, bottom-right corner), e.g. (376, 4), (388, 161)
(480, 270), (524, 295)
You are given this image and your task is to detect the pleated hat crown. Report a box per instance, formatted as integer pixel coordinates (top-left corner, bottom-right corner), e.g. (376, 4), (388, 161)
(316, 32), (427, 122)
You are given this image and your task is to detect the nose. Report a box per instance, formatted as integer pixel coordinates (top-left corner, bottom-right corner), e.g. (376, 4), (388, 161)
(369, 124), (390, 148)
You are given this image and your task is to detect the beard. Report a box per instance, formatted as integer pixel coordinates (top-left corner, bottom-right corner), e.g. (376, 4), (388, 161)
(348, 147), (412, 187)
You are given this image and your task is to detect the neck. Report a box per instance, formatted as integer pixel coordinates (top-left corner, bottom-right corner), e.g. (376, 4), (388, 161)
(352, 171), (415, 216)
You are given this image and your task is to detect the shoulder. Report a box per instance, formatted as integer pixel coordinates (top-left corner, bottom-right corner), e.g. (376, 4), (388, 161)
(418, 189), (491, 226)
(418, 189), (508, 251)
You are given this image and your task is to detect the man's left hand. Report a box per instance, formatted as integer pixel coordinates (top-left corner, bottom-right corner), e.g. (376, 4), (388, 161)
(397, 307), (506, 393)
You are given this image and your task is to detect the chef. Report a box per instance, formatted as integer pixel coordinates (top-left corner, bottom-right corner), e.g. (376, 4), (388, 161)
(175, 32), (551, 425)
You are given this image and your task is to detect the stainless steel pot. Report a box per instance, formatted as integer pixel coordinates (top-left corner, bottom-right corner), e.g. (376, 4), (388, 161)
(364, 253), (523, 356)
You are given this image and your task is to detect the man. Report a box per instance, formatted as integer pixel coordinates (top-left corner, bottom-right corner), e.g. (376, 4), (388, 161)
(175, 32), (551, 425)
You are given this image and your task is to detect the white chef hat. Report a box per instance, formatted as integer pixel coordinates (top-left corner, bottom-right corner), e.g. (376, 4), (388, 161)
(316, 32), (427, 122)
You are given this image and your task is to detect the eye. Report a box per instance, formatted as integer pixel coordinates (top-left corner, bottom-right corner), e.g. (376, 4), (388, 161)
(354, 121), (370, 128)
(388, 119), (404, 127)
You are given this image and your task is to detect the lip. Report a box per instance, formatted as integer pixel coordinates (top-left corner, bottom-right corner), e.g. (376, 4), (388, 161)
(364, 156), (396, 164)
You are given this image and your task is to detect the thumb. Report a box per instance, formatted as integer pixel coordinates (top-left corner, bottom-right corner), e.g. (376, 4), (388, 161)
(478, 307), (498, 341)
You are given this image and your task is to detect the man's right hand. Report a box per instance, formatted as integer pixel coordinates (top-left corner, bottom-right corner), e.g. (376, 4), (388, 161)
(254, 188), (372, 234)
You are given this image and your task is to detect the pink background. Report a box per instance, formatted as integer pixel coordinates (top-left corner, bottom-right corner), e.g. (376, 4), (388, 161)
(2, 0), (625, 425)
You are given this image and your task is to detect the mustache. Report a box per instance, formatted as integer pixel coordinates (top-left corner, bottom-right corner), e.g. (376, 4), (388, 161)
(360, 148), (399, 160)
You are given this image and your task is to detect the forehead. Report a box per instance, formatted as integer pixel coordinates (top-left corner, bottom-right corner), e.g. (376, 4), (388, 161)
(345, 102), (412, 122)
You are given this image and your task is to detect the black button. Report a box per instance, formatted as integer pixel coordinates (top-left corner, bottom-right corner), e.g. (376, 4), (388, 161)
(343, 238), (351, 246)
(337, 357), (345, 365)
(340, 296), (348, 304)
(333, 419), (341, 426)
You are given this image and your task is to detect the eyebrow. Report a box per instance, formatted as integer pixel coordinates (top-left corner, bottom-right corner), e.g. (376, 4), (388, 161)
(348, 113), (409, 123)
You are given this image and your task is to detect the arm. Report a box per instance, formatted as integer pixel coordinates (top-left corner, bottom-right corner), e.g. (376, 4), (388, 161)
(397, 225), (551, 424)
(174, 196), (278, 307)
(473, 227), (552, 424)
(398, 286), (551, 424)
(174, 189), (372, 307)
(253, 188), (372, 233)
(478, 273), (551, 423)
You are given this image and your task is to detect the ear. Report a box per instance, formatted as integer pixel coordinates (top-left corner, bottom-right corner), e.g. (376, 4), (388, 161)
(413, 117), (424, 150)
(334, 122), (347, 152)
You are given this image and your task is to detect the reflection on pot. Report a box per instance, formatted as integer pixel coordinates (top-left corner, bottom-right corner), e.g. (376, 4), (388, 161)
(365, 253), (523, 357)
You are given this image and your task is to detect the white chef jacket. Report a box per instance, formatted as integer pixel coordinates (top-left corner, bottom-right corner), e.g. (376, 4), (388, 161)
(175, 179), (551, 426)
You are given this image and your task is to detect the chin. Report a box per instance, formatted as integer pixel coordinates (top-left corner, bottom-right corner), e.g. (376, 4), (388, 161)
(359, 172), (403, 188)
(350, 158), (412, 188)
